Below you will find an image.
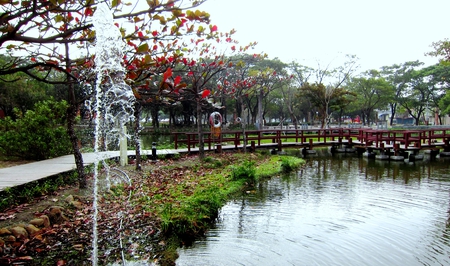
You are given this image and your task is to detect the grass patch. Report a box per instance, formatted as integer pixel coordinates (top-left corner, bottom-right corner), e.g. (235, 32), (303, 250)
(152, 153), (304, 238)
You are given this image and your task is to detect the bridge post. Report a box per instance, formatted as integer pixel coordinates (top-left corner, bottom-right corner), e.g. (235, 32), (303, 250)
(444, 139), (450, 152)
(215, 143), (222, 154)
(393, 143), (400, 156)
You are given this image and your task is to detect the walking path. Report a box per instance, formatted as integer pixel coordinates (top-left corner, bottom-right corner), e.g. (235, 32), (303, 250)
(0, 149), (182, 191)
(0, 142), (275, 191)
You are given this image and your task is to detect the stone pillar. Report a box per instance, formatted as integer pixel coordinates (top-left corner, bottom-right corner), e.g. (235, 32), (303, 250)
(119, 125), (127, 166)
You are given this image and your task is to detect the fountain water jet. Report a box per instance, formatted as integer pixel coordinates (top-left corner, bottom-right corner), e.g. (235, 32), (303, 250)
(91, 3), (135, 265)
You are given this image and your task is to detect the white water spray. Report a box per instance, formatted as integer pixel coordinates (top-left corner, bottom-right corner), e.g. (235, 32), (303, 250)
(92, 3), (135, 265)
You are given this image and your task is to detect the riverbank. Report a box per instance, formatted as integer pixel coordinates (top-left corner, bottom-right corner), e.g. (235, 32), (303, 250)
(0, 151), (304, 265)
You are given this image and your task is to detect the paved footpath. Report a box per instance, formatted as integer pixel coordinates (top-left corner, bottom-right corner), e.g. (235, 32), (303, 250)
(0, 149), (185, 191)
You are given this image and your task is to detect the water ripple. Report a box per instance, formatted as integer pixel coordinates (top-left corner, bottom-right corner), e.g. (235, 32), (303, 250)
(177, 155), (450, 266)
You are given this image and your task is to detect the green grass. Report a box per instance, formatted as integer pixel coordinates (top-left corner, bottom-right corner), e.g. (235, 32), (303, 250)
(152, 153), (304, 237)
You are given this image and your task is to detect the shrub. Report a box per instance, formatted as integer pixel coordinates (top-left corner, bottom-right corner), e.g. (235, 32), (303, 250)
(230, 160), (256, 182)
(280, 156), (303, 173)
(0, 98), (72, 160)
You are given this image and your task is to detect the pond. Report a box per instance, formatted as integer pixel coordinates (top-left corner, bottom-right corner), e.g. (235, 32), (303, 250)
(176, 149), (450, 266)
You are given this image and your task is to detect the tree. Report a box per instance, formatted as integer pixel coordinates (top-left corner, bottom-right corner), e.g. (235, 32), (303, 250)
(219, 54), (260, 123)
(347, 70), (393, 125)
(427, 39), (450, 120)
(426, 39), (450, 65)
(300, 82), (354, 128)
(397, 66), (448, 126)
(286, 62), (315, 127)
(299, 55), (357, 128)
(243, 60), (287, 129)
(421, 64), (450, 124)
(157, 35), (258, 159)
(0, 62), (52, 117)
(380, 61), (423, 126)
(0, 0), (213, 186)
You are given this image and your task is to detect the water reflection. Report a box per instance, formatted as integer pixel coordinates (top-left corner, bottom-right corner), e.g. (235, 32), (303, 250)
(176, 149), (450, 266)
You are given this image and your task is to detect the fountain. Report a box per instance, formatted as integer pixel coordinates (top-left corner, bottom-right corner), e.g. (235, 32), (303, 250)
(91, 3), (136, 265)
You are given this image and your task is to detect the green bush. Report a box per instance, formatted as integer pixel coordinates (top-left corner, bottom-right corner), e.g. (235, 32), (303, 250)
(0, 98), (72, 160)
(230, 160), (256, 182)
(280, 156), (304, 173)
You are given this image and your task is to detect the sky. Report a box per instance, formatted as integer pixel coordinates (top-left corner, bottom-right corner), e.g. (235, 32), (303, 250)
(200, 0), (450, 73)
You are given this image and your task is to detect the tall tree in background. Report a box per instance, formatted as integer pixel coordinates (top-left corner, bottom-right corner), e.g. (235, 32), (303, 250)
(427, 39), (450, 65)
(398, 68), (434, 125)
(299, 55), (357, 128)
(419, 64), (450, 125)
(380, 61), (423, 126)
(251, 59), (287, 129)
(287, 62), (314, 126)
(347, 70), (393, 125)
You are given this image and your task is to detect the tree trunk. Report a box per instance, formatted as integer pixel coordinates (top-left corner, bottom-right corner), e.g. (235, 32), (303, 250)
(67, 97), (86, 188)
(134, 101), (142, 171)
(286, 104), (298, 129)
(389, 102), (397, 126)
(197, 98), (205, 160)
(65, 43), (86, 188)
(256, 89), (263, 130)
(221, 94), (227, 125)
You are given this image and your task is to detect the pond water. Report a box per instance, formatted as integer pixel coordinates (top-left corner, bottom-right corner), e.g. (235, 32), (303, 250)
(176, 150), (450, 266)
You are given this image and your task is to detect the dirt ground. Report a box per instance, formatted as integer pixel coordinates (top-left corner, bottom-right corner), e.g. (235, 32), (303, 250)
(0, 185), (86, 228)
(0, 160), (80, 228)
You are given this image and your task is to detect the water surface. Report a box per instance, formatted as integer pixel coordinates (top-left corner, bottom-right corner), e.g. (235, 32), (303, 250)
(176, 150), (450, 266)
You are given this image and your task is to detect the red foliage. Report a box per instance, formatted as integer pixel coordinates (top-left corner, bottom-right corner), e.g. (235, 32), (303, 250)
(84, 7), (93, 16)
(163, 67), (173, 82)
(201, 89), (210, 98)
(174, 76), (181, 86)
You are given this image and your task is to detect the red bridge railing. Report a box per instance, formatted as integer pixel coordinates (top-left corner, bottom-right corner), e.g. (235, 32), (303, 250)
(172, 127), (450, 153)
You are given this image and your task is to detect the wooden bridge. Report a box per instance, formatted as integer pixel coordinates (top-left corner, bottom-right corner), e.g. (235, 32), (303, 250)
(173, 127), (450, 159)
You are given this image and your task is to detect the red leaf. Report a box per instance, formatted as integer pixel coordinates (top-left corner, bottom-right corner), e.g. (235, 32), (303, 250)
(138, 31), (144, 38)
(163, 68), (172, 82)
(211, 25), (218, 32)
(231, 46), (236, 51)
(153, 45), (158, 50)
(31, 57), (36, 62)
(152, 30), (158, 37)
(85, 7), (93, 16)
(56, 260), (67, 266)
(174, 76), (181, 86)
(201, 90), (210, 98)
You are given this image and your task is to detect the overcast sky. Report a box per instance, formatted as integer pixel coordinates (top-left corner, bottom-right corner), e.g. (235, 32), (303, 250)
(200, 0), (449, 73)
